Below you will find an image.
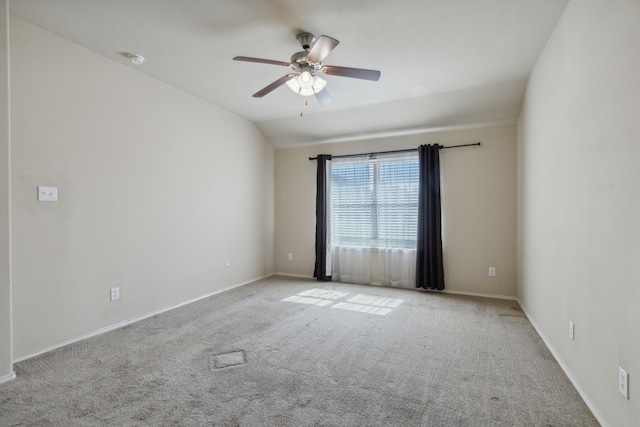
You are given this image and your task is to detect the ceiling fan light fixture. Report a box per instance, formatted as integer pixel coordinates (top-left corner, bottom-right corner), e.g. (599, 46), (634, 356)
(286, 72), (327, 97)
(311, 75), (327, 93)
(299, 70), (313, 87)
(285, 77), (301, 94)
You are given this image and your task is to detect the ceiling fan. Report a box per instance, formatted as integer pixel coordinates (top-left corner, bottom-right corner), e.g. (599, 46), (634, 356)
(233, 32), (381, 106)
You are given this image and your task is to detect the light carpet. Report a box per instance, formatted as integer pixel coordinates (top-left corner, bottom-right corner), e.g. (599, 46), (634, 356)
(0, 276), (599, 426)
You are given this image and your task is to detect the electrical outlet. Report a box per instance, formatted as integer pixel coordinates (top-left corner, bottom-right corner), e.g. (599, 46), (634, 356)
(569, 321), (574, 340)
(488, 267), (496, 277)
(110, 287), (120, 301)
(619, 367), (629, 399)
(225, 261), (230, 271)
(288, 252), (293, 261)
(37, 186), (58, 202)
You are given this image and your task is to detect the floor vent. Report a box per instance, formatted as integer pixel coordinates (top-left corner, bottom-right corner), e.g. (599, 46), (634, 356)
(211, 350), (246, 369)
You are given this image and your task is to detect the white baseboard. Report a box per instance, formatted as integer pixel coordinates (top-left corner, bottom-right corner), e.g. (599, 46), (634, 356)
(0, 371), (16, 384)
(516, 299), (609, 427)
(273, 272), (314, 279)
(14, 274), (271, 363)
(443, 289), (517, 301)
(275, 274), (517, 302)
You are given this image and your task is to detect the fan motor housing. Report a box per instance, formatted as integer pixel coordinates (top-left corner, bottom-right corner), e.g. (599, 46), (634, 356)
(296, 32), (316, 50)
(291, 51), (321, 69)
(290, 51), (307, 67)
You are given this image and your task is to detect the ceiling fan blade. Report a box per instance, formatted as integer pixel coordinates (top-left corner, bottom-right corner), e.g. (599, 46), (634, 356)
(253, 74), (296, 98)
(322, 65), (381, 81)
(315, 88), (333, 106)
(233, 56), (291, 67)
(306, 35), (339, 64)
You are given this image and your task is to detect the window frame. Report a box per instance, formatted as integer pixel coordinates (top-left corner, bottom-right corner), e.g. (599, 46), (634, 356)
(329, 151), (419, 250)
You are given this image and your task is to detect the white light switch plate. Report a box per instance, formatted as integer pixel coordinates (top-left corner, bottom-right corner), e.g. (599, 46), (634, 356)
(38, 186), (58, 202)
(569, 321), (574, 340)
(619, 367), (629, 399)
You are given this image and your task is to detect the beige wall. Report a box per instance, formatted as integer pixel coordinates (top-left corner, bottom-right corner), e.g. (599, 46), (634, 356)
(10, 18), (274, 359)
(518, 0), (640, 425)
(275, 124), (517, 298)
(0, 0), (12, 382)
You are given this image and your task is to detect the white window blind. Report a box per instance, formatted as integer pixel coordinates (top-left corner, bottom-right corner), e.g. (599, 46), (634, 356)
(330, 151), (419, 250)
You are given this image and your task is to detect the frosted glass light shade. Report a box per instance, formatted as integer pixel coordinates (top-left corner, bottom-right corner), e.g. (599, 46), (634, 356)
(287, 72), (327, 96)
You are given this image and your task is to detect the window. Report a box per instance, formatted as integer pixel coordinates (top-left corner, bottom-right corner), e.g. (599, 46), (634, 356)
(330, 151), (419, 249)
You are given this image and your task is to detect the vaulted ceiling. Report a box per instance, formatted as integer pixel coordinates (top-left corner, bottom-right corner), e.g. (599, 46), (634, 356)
(9, 0), (569, 148)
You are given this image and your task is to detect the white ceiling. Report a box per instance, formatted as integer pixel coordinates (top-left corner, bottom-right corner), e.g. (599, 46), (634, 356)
(9, 0), (569, 148)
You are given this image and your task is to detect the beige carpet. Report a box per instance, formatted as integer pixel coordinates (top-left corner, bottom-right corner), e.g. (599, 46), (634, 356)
(0, 276), (598, 426)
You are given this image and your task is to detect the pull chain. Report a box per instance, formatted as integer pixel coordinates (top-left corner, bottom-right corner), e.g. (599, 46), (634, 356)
(299, 98), (309, 117)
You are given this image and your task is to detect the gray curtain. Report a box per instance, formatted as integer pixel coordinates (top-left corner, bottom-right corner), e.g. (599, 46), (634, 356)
(415, 144), (445, 290)
(313, 154), (332, 281)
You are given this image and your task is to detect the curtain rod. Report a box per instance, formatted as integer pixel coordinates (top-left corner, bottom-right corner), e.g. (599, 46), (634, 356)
(308, 142), (480, 161)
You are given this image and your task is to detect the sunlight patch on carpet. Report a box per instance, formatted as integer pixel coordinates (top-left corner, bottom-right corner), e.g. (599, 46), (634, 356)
(281, 289), (404, 315)
(281, 295), (334, 306)
(346, 294), (405, 308)
(331, 294), (405, 315)
(281, 289), (349, 307)
(297, 289), (349, 300)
